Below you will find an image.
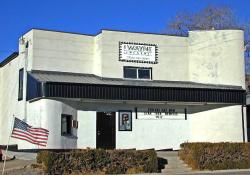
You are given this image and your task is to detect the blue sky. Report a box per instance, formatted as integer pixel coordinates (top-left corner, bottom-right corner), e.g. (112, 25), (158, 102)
(1, 0), (250, 61)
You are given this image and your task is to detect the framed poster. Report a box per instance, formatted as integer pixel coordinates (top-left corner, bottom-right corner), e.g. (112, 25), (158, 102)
(118, 110), (132, 131)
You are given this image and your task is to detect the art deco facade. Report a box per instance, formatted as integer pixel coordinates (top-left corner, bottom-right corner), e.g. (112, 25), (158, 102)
(0, 29), (247, 150)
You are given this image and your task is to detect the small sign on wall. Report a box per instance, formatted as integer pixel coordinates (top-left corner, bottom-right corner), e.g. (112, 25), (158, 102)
(72, 120), (78, 129)
(119, 42), (158, 64)
(136, 108), (187, 120)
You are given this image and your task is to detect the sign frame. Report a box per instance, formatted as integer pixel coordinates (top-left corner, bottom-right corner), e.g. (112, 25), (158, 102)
(118, 110), (133, 131)
(119, 42), (158, 64)
(135, 108), (187, 120)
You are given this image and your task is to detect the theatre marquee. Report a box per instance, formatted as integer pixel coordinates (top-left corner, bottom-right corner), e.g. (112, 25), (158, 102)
(119, 42), (158, 64)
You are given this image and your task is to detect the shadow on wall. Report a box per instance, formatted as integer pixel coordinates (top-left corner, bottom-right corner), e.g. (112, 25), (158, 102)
(0, 145), (18, 151)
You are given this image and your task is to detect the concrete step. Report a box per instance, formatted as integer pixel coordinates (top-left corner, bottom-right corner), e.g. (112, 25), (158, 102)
(165, 166), (192, 170)
(165, 162), (191, 168)
(162, 170), (192, 174)
(163, 167), (192, 172)
(157, 151), (193, 174)
(157, 151), (179, 157)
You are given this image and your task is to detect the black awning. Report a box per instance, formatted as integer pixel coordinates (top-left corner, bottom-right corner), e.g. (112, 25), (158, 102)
(26, 71), (246, 104)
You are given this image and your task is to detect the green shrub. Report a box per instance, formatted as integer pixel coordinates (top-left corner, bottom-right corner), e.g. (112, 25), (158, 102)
(36, 149), (158, 174)
(179, 142), (250, 170)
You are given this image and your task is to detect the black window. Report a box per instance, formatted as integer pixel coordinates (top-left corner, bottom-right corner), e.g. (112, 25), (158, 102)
(124, 67), (137, 78)
(247, 106), (250, 128)
(18, 68), (24, 101)
(61, 114), (72, 136)
(138, 68), (151, 79)
(124, 67), (152, 80)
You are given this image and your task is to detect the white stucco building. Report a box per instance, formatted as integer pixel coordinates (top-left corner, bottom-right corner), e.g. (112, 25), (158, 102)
(0, 29), (247, 150)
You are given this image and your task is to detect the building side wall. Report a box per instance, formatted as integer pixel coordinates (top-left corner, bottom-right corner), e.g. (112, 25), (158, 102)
(0, 55), (25, 146)
(188, 30), (246, 142)
(0, 29), (246, 149)
(31, 30), (94, 74)
(92, 34), (102, 76)
(99, 30), (189, 81)
(189, 105), (244, 142)
(7, 99), (244, 150)
(0, 30), (35, 146)
(75, 103), (245, 150)
(74, 102), (190, 150)
(188, 30), (245, 87)
(18, 99), (78, 149)
(115, 111), (190, 150)
(77, 110), (96, 148)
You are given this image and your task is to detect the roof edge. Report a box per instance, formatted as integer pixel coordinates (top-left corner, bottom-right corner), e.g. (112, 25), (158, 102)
(31, 28), (96, 37)
(100, 29), (187, 37)
(0, 52), (19, 68)
(29, 70), (244, 90)
(23, 28), (188, 38)
(189, 28), (244, 33)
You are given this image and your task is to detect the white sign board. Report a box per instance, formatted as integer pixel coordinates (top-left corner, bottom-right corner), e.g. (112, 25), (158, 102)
(137, 108), (186, 120)
(119, 42), (158, 63)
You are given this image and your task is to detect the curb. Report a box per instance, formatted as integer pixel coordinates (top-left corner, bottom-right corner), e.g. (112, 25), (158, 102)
(176, 168), (250, 174)
(1, 150), (36, 160)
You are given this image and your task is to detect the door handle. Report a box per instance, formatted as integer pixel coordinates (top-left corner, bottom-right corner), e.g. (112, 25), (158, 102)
(97, 131), (101, 135)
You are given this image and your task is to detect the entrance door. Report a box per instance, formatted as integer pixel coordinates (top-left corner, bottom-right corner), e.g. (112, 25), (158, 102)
(247, 106), (250, 142)
(96, 112), (116, 149)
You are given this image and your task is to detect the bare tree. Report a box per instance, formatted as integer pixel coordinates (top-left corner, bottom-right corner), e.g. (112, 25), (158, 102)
(166, 5), (239, 36)
(166, 5), (250, 74)
(244, 23), (250, 51)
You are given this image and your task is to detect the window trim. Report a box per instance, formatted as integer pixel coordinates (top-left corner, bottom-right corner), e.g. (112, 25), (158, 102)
(18, 68), (24, 101)
(61, 114), (73, 136)
(123, 66), (152, 80)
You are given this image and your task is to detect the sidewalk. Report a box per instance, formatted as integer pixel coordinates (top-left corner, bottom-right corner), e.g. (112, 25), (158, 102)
(2, 150), (37, 160)
(156, 151), (250, 175)
(1, 150), (250, 175)
(0, 159), (35, 173)
(179, 169), (250, 175)
(137, 169), (250, 175)
(0, 150), (37, 174)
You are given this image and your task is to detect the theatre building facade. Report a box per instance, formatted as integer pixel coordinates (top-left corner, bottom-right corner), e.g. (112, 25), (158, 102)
(0, 29), (247, 150)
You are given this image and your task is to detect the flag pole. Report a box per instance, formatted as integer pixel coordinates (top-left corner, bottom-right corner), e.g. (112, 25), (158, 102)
(2, 115), (15, 175)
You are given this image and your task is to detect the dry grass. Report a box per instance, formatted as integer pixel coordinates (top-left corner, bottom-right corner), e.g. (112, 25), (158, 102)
(179, 142), (250, 170)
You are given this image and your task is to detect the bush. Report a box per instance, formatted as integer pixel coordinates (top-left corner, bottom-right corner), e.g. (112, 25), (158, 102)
(36, 150), (52, 173)
(179, 142), (250, 170)
(36, 149), (158, 174)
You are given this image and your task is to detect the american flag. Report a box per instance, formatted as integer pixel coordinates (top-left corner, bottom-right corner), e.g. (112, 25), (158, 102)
(11, 117), (49, 147)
